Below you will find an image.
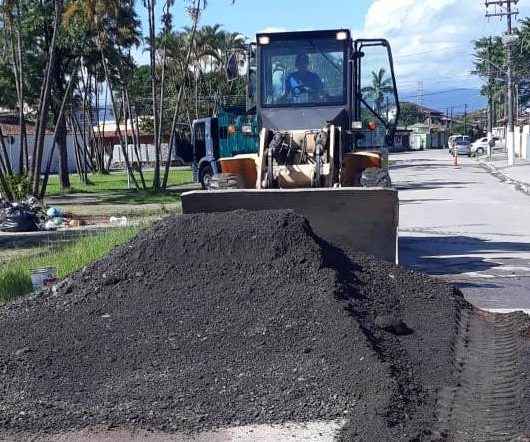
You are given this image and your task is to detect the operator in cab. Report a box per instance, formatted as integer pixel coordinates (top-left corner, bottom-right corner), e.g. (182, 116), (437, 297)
(285, 53), (323, 99)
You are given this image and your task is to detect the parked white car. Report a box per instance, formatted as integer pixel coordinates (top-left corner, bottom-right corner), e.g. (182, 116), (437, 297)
(451, 140), (471, 156)
(448, 135), (470, 153)
(470, 137), (505, 156)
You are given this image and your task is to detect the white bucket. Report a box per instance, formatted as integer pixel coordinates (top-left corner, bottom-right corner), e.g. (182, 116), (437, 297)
(30, 267), (58, 291)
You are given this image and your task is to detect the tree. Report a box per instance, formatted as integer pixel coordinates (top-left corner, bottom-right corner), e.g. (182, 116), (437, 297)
(361, 68), (394, 115)
(128, 65), (151, 101)
(64, 0), (143, 190)
(161, 0), (205, 189)
(472, 18), (530, 125)
(399, 102), (425, 128)
(30, 0), (64, 196)
(1, 0), (240, 199)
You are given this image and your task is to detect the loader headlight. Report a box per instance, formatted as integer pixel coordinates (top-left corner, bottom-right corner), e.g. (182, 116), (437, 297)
(258, 35), (270, 45)
(241, 125), (253, 134)
(228, 124), (237, 134)
(367, 121), (378, 131)
(336, 31), (348, 41)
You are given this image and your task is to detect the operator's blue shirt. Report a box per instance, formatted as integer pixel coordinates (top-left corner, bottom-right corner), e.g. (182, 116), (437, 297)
(285, 70), (323, 95)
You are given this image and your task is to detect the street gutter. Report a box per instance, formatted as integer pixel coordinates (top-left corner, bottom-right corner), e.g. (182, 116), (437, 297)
(478, 159), (530, 196)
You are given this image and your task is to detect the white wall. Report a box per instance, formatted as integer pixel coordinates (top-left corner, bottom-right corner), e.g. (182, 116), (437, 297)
(521, 125), (530, 160)
(109, 143), (178, 166)
(514, 126), (522, 158)
(3, 134), (80, 174)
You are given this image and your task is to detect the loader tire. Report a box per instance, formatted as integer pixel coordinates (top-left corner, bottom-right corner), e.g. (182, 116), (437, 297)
(361, 167), (392, 188)
(209, 173), (243, 190)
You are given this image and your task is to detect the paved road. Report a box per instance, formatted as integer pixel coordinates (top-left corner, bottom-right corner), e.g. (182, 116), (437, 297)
(392, 149), (530, 313)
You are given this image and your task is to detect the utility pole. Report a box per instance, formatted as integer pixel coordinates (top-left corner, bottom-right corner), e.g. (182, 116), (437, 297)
(464, 104), (468, 136)
(416, 81), (424, 107)
(486, 0), (519, 166)
(515, 83), (519, 124)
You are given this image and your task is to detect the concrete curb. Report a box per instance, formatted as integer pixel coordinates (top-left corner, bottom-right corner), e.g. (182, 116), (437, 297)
(0, 224), (135, 249)
(478, 160), (530, 196)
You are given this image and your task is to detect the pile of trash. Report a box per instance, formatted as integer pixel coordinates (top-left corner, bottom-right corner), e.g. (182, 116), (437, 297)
(0, 197), (70, 233)
(0, 197), (46, 232)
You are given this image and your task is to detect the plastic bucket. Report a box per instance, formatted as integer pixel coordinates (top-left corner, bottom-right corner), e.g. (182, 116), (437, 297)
(30, 267), (58, 291)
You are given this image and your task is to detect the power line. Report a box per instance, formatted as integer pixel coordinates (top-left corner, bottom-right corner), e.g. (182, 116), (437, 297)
(400, 87), (485, 99)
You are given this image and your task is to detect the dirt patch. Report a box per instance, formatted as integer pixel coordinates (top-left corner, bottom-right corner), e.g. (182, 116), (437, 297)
(0, 209), (511, 440)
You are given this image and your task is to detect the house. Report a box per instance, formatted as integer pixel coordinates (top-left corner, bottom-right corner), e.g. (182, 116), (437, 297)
(409, 123), (448, 150)
(389, 102), (451, 128)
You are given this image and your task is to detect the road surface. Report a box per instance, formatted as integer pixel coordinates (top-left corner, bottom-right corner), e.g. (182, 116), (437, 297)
(393, 149), (530, 313)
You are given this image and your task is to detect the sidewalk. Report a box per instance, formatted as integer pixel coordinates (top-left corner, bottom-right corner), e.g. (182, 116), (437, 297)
(478, 151), (530, 194)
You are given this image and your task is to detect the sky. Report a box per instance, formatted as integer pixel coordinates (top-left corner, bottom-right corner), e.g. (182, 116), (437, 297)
(135, 0), (530, 111)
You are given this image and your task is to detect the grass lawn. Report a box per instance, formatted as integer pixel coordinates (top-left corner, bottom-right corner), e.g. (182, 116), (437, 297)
(0, 227), (138, 304)
(45, 168), (193, 196)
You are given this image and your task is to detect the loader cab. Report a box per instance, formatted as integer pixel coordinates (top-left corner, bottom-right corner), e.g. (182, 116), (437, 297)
(256, 29), (352, 131)
(255, 30), (400, 148)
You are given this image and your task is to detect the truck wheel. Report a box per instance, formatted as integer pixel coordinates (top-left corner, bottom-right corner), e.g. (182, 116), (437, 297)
(209, 173), (243, 190)
(199, 164), (214, 189)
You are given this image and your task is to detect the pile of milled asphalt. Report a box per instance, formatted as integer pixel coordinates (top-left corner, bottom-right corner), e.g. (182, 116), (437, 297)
(0, 210), (466, 440)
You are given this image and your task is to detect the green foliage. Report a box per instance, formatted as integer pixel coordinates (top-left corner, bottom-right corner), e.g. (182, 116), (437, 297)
(0, 227), (138, 303)
(123, 22), (248, 140)
(128, 64), (152, 101)
(0, 0), (52, 108)
(362, 68), (394, 114)
(6, 174), (30, 200)
(0, 64), (17, 108)
(399, 102), (425, 128)
(473, 18), (530, 108)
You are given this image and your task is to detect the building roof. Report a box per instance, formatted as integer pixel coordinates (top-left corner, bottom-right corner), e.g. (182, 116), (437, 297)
(0, 122), (53, 136)
(401, 101), (445, 117)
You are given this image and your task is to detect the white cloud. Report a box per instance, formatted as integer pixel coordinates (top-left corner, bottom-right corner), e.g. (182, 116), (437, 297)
(358, 0), (529, 95)
(259, 26), (288, 34)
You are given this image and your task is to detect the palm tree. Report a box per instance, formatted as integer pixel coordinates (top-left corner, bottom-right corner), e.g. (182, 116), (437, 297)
(362, 68), (394, 115)
(31, 0), (64, 196)
(198, 24), (224, 71)
(161, 0), (204, 189)
(63, 0), (143, 190)
(1, 0), (28, 175)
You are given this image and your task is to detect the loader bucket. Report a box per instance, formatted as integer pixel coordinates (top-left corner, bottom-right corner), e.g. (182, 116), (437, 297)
(181, 188), (399, 263)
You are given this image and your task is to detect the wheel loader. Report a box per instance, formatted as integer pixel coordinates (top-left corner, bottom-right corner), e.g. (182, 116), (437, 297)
(183, 29), (400, 263)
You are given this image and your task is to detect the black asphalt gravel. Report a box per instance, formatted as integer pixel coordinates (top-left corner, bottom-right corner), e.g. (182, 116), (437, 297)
(0, 210), (499, 440)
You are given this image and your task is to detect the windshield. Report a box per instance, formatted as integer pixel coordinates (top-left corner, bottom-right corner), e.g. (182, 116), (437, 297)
(260, 37), (346, 107)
